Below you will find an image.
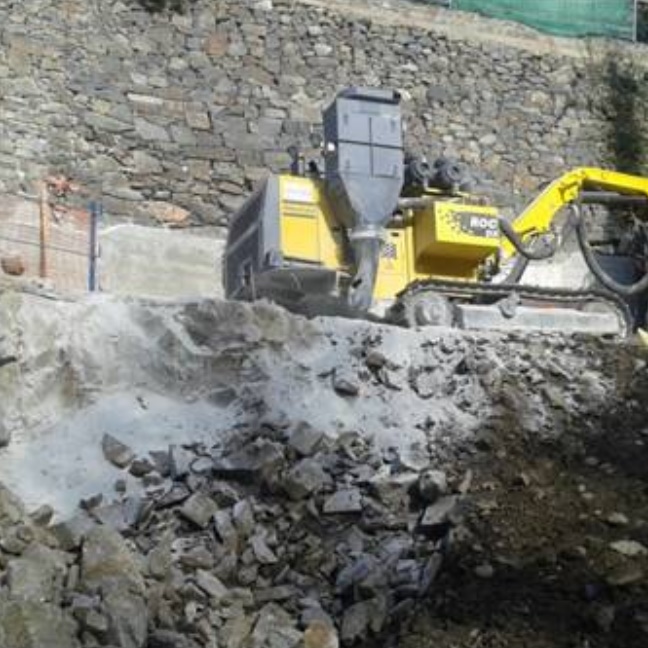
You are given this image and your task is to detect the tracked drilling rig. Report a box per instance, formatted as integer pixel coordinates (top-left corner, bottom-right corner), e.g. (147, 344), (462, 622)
(223, 88), (648, 337)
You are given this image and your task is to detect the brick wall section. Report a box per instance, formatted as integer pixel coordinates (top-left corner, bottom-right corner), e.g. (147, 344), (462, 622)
(0, 0), (646, 229)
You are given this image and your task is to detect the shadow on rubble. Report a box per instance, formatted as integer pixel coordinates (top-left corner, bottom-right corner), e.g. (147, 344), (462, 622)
(405, 555), (648, 648)
(391, 349), (648, 648)
(133, 0), (196, 13)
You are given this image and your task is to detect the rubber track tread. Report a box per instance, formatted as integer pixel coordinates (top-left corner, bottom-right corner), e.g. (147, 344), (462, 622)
(388, 278), (633, 337)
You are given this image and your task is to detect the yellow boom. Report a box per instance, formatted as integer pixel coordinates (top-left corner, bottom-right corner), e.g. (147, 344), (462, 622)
(506, 167), (648, 258)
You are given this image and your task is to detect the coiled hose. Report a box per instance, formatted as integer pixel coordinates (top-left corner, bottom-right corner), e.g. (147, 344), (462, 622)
(572, 204), (648, 297)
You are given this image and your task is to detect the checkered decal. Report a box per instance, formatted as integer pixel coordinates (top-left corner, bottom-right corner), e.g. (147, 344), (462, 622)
(381, 242), (398, 259)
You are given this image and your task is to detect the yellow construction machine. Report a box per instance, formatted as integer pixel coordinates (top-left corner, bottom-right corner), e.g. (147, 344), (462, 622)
(224, 88), (648, 337)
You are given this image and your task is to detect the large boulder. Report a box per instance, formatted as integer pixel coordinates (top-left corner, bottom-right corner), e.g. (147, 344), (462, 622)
(0, 599), (81, 648)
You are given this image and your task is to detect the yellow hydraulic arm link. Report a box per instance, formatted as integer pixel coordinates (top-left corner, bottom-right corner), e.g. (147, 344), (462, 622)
(501, 167), (648, 259)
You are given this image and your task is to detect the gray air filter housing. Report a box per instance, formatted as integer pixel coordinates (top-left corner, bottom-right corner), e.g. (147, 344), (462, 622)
(323, 87), (404, 235)
(322, 88), (404, 310)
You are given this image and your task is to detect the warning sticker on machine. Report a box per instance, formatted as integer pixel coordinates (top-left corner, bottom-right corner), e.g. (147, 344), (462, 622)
(284, 182), (315, 203)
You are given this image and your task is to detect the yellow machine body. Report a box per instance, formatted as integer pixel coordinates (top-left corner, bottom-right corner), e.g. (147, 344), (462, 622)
(275, 175), (502, 301)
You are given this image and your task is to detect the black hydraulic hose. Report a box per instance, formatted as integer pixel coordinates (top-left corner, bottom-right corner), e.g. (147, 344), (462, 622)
(500, 253), (529, 284)
(572, 204), (648, 297)
(498, 218), (558, 261)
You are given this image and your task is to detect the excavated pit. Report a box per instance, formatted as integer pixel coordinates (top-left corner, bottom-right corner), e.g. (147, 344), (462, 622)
(0, 285), (647, 648)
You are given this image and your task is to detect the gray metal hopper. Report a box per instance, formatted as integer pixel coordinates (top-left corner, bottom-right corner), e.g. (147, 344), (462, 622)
(323, 88), (404, 310)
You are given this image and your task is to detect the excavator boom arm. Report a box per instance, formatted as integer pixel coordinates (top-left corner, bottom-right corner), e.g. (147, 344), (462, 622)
(502, 167), (648, 258)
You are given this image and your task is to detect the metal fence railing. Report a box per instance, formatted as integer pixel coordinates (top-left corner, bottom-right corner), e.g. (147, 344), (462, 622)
(0, 193), (98, 294)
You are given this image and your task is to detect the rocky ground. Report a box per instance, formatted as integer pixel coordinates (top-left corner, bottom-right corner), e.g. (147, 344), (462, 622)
(0, 284), (647, 648)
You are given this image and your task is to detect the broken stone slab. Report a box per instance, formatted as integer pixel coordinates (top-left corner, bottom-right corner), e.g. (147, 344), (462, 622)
(81, 526), (145, 595)
(0, 481), (25, 530)
(147, 533), (173, 580)
(169, 445), (195, 480)
(251, 603), (303, 648)
(232, 499), (256, 538)
(102, 433), (135, 468)
(149, 450), (172, 477)
(323, 488), (363, 514)
(335, 554), (376, 593)
(179, 491), (218, 528)
(213, 439), (285, 482)
(219, 613), (255, 648)
(419, 495), (460, 531)
(129, 457), (155, 478)
(606, 563), (645, 587)
(155, 483), (191, 509)
(282, 458), (332, 500)
(195, 569), (228, 601)
(332, 372), (360, 397)
(0, 600), (81, 648)
(369, 467), (418, 509)
(610, 540), (648, 557)
(6, 544), (68, 603)
(340, 600), (371, 644)
(250, 533), (278, 565)
(288, 422), (325, 457)
(103, 589), (148, 648)
(28, 504), (54, 527)
(214, 509), (239, 549)
(190, 456), (215, 475)
(80, 607), (109, 637)
(50, 511), (97, 551)
(255, 585), (297, 604)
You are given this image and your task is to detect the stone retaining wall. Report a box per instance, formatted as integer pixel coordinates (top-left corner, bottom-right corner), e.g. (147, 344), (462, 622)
(0, 0), (647, 228)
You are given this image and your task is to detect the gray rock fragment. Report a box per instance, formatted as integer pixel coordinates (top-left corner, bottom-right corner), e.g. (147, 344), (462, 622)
(104, 589), (148, 648)
(341, 601), (370, 644)
(214, 439), (285, 482)
(102, 434), (135, 468)
(0, 482), (25, 529)
(251, 603), (303, 648)
(81, 527), (145, 595)
(283, 458), (331, 500)
(418, 469), (448, 503)
(50, 512), (96, 551)
(332, 372), (360, 397)
(28, 504), (54, 526)
(195, 569), (228, 601)
(250, 533), (278, 564)
(232, 499), (255, 537)
(169, 445), (194, 480)
(419, 495), (459, 530)
(323, 488), (363, 514)
(7, 544), (67, 603)
(129, 457), (155, 477)
(288, 422), (324, 456)
(179, 492), (217, 528)
(610, 540), (647, 557)
(0, 601), (81, 648)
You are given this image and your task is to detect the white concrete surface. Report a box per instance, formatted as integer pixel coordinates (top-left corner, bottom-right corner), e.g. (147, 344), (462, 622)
(98, 224), (224, 299)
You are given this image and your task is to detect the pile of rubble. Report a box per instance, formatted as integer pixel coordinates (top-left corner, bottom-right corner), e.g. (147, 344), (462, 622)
(0, 419), (469, 648)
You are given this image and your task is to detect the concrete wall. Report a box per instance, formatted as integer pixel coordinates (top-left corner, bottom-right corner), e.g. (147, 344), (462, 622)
(98, 224), (223, 298)
(1, 0), (647, 230)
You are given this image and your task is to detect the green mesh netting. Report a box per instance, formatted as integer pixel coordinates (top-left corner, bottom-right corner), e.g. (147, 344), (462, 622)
(452, 0), (636, 40)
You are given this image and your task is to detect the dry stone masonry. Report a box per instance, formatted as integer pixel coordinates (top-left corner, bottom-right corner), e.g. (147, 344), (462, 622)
(1, 0), (646, 228)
